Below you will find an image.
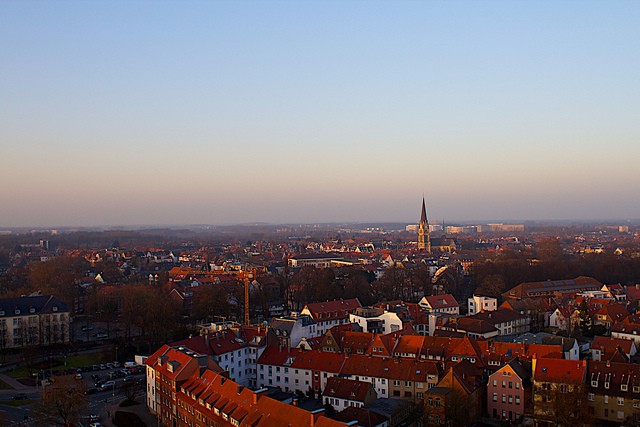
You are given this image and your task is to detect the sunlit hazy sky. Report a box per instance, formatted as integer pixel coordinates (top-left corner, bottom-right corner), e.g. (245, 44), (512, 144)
(1, 1), (639, 227)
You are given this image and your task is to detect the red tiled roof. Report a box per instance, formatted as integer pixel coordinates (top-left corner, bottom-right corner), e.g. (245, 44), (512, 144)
(534, 358), (587, 385)
(257, 345), (300, 366)
(303, 298), (362, 321)
(323, 377), (374, 402)
(422, 294), (458, 310)
(291, 350), (345, 373)
(592, 336), (635, 356)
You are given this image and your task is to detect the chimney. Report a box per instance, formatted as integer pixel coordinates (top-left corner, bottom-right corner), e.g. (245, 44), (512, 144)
(310, 408), (325, 426)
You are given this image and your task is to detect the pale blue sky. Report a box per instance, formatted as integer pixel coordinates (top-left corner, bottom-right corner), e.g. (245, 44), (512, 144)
(1, 1), (639, 227)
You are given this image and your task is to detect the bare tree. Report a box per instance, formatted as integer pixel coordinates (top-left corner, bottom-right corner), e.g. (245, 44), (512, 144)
(34, 375), (88, 426)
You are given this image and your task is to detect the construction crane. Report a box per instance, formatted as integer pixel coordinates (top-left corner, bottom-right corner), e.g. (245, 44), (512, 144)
(244, 274), (250, 326)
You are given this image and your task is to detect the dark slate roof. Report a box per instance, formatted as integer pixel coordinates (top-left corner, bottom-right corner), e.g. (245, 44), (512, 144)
(0, 295), (68, 318)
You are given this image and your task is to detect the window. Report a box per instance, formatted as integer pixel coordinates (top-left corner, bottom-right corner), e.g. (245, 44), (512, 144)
(604, 395), (609, 404)
(592, 380), (598, 387)
(515, 396), (520, 405)
(618, 397), (624, 406)
(621, 384), (628, 392)
(502, 381), (506, 388)
(515, 382), (520, 389)
(617, 411), (624, 420)
(588, 393), (594, 401)
(492, 393), (498, 402)
(634, 386), (640, 393)
(493, 379), (497, 387)
(502, 394), (506, 403)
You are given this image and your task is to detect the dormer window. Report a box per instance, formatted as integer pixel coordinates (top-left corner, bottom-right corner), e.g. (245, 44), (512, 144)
(592, 380), (599, 387)
(634, 386), (640, 393)
(0, 310), (4, 316)
(605, 382), (610, 389)
(14, 309), (20, 315)
(53, 306), (58, 312)
(30, 308), (35, 314)
(622, 384), (628, 392)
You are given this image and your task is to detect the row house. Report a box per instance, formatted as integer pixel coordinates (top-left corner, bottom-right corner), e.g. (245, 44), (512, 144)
(301, 298), (362, 336)
(0, 295), (70, 348)
(612, 314), (640, 348)
(145, 345), (224, 421)
(290, 350), (346, 395)
(323, 377), (377, 411)
(591, 336), (637, 362)
(256, 346), (299, 392)
(586, 360), (640, 425)
(477, 340), (563, 372)
(171, 326), (266, 388)
(147, 345), (347, 427)
(594, 303), (629, 333)
(424, 360), (485, 426)
(532, 358), (588, 426)
(341, 354), (443, 400)
(487, 358), (531, 423)
(319, 325), (373, 356)
(511, 332), (580, 360)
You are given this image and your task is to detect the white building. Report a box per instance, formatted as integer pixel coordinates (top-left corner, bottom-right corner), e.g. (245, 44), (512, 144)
(468, 295), (497, 315)
(349, 307), (403, 335)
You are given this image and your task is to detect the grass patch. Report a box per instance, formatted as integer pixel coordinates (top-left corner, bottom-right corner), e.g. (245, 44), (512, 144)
(64, 353), (103, 369)
(0, 399), (33, 407)
(7, 367), (31, 379)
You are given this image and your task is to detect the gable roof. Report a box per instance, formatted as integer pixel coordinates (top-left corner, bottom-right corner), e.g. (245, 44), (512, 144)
(421, 294), (458, 310)
(323, 377), (375, 402)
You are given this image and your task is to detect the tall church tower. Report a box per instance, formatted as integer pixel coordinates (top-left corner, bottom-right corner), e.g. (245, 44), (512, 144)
(418, 197), (431, 252)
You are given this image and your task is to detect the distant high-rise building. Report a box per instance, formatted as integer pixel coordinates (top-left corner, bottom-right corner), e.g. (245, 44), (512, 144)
(418, 197), (431, 252)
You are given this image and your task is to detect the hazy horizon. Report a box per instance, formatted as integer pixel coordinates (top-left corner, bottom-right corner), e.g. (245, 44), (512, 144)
(2, 1), (639, 227)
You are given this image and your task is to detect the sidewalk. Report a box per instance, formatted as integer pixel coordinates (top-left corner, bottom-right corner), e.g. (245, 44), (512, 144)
(0, 373), (37, 397)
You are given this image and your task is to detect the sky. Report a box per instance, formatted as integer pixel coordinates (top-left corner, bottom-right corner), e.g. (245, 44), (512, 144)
(1, 1), (639, 227)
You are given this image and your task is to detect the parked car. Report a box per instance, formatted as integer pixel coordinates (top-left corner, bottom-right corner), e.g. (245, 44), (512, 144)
(85, 387), (99, 395)
(113, 361), (121, 368)
(12, 393), (28, 400)
(123, 375), (134, 382)
(100, 380), (115, 390)
(75, 373), (83, 380)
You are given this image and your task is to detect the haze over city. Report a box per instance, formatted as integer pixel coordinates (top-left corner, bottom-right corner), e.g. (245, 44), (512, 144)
(2, 1), (639, 227)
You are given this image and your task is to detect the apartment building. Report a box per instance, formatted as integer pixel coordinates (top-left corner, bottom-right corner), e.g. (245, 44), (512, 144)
(0, 295), (70, 348)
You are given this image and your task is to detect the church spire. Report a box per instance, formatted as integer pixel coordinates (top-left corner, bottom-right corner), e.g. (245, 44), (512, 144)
(418, 196), (431, 252)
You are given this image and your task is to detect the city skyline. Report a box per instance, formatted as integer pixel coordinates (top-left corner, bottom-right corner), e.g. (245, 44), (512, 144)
(2, 1), (639, 227)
